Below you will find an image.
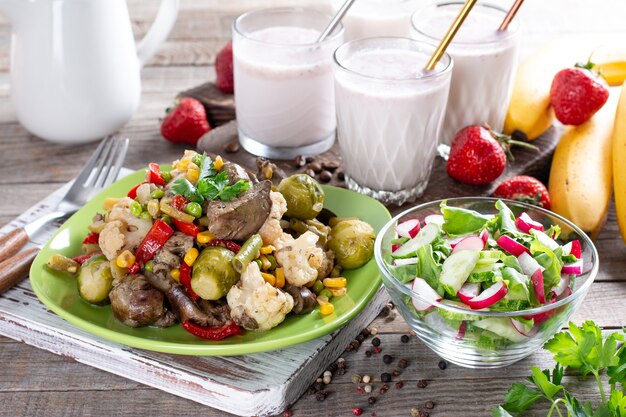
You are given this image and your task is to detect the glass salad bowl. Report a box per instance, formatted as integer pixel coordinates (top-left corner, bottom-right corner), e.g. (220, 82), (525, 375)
(374, 197), (598, 368)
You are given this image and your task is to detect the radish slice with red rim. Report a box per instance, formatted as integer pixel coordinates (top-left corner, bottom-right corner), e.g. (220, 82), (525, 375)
(451, 236), (485, 254)
(515, 212), (545, 234)
(553, 274), (571, 298)
(510, 318), (538, 337)
(456, 320), (467, 340)
(497, 235), (530, 256)
(466, 281), (508, 309)
(479, 229), (489, 244)
(523, 297), (556, 324)
(424, 214), (444, 226)
(531, 268), (546, 304)
(395, 219), (421, 239)
(561, 260), (583, 275)
(458, 282), (481, 304)
(517, 252), (544, 277)
(562, 240), (582, 259)
(411, 277), (442, 311)
(392, 244), (401, 253)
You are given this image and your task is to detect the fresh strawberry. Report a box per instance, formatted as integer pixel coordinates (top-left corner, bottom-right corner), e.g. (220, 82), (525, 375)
(215, 42), (234, 94)
(161, 97), (211, 145)
(550, 63), (609, 125)
(493, 176), (551, 209)
(446, 125), (534, 185)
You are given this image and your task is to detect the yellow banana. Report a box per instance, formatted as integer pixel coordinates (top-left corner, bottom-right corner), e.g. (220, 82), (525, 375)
(591, 46), (626, 86)
(612, 81), (626, 243)
(549, 90), (620, 237)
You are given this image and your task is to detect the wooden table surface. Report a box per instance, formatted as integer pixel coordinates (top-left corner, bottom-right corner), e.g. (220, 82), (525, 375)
(2, 1), (626, 416)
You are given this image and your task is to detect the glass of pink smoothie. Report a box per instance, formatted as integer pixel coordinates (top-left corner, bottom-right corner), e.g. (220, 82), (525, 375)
(333, 38), (452, 205)
(411, 2), (520, 146)
(232, 8), (344, 159)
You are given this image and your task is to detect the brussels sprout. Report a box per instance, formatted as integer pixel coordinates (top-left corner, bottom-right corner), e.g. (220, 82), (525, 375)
(77, 254), (114, 305)
(191, 246), (239, 300)
(328, 219), (376, 270)
(277, 174), (325, 220)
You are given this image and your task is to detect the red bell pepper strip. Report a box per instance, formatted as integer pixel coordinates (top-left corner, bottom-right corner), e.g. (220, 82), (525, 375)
(82, 232), (99, 244)
(72, 251), (103, 265)
(171, 195), (189, 212)
(179, 262), (199, 300)
(135, 219), (174, 264)
(206, 239), (241, 253)
(181, 321), (243, 340)
(128, 262), (141, 275)
(127, 182), (147, 199)
(172, 218), (200, 238)
(148, 163), (166, 186)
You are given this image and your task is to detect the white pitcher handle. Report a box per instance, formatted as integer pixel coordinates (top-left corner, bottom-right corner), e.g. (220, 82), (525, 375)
(136, 0), (180, 68)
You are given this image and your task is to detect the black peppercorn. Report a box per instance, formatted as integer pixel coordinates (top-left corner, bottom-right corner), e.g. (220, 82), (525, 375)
(361, 328), (371, 337)
(368, 396), (377, 405)
(382, 354), (393, 364)
(417, 379), (428, 389)
(337, 170), (345, 181)
(398, 358), (408, 369)
(379, 306), (390, 318)
(315, 391), (328, 401)
(365, 349), (372, 358)
(425, 401), (435, 410)
(401, 334), (410, 343)
(438, 360), (447, 370)
(356, 334), (365, 343)
(336, 368), (346, 376)
(371, 337), (381, 347)
(395, 381), (404, 389)
(381, 372), (391, 383)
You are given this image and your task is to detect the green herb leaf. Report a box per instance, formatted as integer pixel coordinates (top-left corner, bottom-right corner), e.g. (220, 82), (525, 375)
(171, 178), (199, 200)
(564, 391), (594, 417)
(440, 201), (492, 236)
(218, 179), (251, 201)
(608, 390), (626, 416)
(528, 366), (563, 400)
(502, 267), (530, 302)
(492, 405), (515, 417)
(608, 347), (626, 387)
(415, 244), (444, 295)
(501, 382), (543, 413)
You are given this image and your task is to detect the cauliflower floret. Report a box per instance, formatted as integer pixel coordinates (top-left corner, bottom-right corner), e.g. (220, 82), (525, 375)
(258, 191), (288, 246)
(227, 262), (294, 331)
(275, 231), (324, 287)
(98, 197), (152, 260)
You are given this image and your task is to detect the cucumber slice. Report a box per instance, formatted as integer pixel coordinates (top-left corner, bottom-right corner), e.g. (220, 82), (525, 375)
(440, 250), (480, 296)
(392, 223), (440, 258)
(472, 317), (527, 343)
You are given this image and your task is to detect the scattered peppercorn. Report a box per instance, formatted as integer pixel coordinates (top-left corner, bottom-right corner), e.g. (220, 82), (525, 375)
(411, 407), (420, 417)
(417, 379), (428, 389)
(319, 170), (332, 183)
(315, 391), (328, 401)
(372, 337), (381, 347)
(294, 155), (307, 167)
(386, 309), (397, 321)
(383, 354), (393, 364)
(352, 374), (362, 384)
(356, 386), (365, 394)
(345, 345), (354, 353)
(379, 384), (389, 394)
(306, 386), (316, 395)
(370, 327), (378, 336)
(438, 360), (447, 370)
(362, 375), (371, 384)
(337, 357), (345, 364)
(401, 334), (410, 343)
(368, 396), (377, 405)
(336, 367), (346, 376)
(305, 168), (316, 178)
(373, 347), (382, 354)
(392, 370), (401, 377)
(425, 401), (435, 410)
(356, 334), (366, 343)
(305, 156), (315, 163)
(283, 409), (292, 417)
(308, 161), (322, 173)
(419, 412), (430, 417)
(361, 328), (371, 337)
(395, 381), (404, 389)
(365, 349), (372, 358)
(314, 381), (324, 392)
(364, 384), (372, 393)
(352, 407), (363, 416)
(337, 170), (345, 181)
(379, 306), (391, 318)
(381, 373), (391, 383)
(398, 359), (409, 369)
(323, 375), (331, 384)
(328, 363), (338, 373)
(224, 141), (240, 153)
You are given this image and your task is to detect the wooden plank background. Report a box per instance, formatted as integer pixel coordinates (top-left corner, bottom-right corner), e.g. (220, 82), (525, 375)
(1, 0), (626, 416)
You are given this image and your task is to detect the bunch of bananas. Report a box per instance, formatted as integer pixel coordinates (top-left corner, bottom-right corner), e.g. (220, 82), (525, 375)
(504, 41), (626, 240)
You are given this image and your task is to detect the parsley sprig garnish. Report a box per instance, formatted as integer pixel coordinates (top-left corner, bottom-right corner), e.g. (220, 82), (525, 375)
(171, 153), (250, 203)
(494, 321), (626, 417)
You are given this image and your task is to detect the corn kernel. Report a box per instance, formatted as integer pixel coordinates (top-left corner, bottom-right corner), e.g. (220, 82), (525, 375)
(176, 160), (189, 171)
(196, 231), (215, 244)
(115, 250), (136, 268)
(214, 155), (224, 171)
(320, 303), (335, 316)
(260, 245), (275, 255)
(259, 255), (272, 270)
(184, 248), (199, 266)
(170, 268), (180, 281)
(329, 287), (347, 297)
(317, 295), (329, 305)
(323, 277), (347, 288)
(103, 197), (121, 210)
(261, 272), (276, 286)
(275, 267), (285, 288)
(186, 168), (200, 182)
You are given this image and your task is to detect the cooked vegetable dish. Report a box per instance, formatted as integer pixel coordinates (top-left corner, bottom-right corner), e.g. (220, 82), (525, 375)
(47, 150), (376, 340)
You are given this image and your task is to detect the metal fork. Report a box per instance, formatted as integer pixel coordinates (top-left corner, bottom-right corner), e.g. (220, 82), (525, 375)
(0, 135), (130, 264)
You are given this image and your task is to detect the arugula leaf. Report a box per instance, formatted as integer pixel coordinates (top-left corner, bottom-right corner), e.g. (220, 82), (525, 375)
(440, 201), (491, 236)
(501, 382), (543, 413)
(528, 366), (563, 400)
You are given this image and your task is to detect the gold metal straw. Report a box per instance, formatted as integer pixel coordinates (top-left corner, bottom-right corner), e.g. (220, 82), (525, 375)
(499, 0), (525, 31)
(425, 0), (478, 71)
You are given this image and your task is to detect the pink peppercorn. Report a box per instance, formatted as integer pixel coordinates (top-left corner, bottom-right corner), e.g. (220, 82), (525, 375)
(353, 408), (364, 416)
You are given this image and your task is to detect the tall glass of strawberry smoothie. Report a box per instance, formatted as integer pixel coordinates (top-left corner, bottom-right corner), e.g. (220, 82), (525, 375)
(333, 38), (452, 205)
(232, 8), (344, 159)
(411, 2), (520, 146)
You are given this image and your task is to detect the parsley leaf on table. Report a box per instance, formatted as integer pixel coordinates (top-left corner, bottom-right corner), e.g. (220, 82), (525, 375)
(501, 382), (543, 413)
(528, 366), (564, 400)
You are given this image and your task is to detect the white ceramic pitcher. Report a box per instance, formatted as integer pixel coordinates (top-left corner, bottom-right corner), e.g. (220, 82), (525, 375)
(0, 0), (179, 143)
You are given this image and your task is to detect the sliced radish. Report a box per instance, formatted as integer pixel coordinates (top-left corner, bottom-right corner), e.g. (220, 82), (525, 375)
(392, 244), (401, 253)
(395, 219), (421, 239)
(411, 277), (443, 311)
(393, 257), (418, 266)
(523, 297), (556, 324)
(530, 229), (560, 251)
(515, 212), (545, 234)
(458, 282), (482, 304)
(451, 236), (485, 254)
(447, 236), (466, 248)
(531, 268), (546, 304)
(510, 318), (538, 337)
(561, 260), (583, 275)
(562, 240), (582, 259)
(497, 235), (530, 256)
(479, 229), (489, 244)
(517, 252), (544, 277)
(424, 214), (444, 226)
(393, 223), (440, 258)
(552, 274), (571, 298)
(466, 281), (508, 310)
(456, 320), (467, 340)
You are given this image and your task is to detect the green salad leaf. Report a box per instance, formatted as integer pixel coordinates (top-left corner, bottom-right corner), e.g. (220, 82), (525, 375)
(441, 201), (491, 236)
(502, 267), (531, 301)
(416, 244), (444, 295)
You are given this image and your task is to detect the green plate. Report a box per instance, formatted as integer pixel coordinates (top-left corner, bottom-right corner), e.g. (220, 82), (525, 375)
(30, 169), (391, 355)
